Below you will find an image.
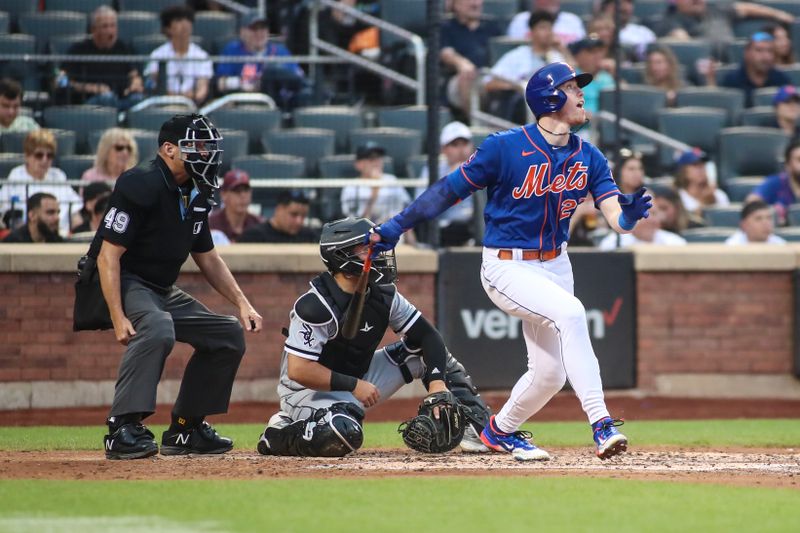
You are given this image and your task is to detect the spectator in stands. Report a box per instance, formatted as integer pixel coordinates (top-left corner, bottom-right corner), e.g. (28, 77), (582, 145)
(719, 32), (791, 108)
(216, 13), (307, 101)
(440, 0), (504, 117)
(0, 78), (38, 134)
(598, 191), (687, 249)
(615, 148), (645, 194)
(0, 129), (82, 234)
(71, 181), (112, 234)
(772, 85), (800, 137)
(82, 128), (139, 184)
(598, 0), (655, 61)
(238, 190), (317, 243)
(485, 11), (566, 122)
(507, 0), (585, 45)
(569, 36), (614, 117)
(341, 141), (412, 225)
(209, 169), (263, 243)
(644, 46), (683, 106)
(725, 200), (786, 245)
(63, 6), (144, 110)
(2, 192), (64, 243)
(655, 0), (794, 54)
(415, 121), (476, 246)
(70, 190), (110, 235)
(587, 16), (626, 72)
(747, 139), (800, 226)
(764, 23), (796, 66)
(145, 5), (213, 105)
(654, 187), (705, 235)
(673, 148), (730, 216)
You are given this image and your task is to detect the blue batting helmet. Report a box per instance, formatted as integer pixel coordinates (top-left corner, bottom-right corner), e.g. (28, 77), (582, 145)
(525, 62), (593, 118)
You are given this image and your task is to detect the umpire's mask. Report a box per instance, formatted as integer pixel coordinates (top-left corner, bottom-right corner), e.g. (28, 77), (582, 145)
(159, 114), (224, 190)
(320, 217), (397, 284)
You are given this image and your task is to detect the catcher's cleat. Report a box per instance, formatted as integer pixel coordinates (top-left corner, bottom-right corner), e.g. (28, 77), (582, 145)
(160, 421), (233, 456)
(480, 415), (550, 461)
(460, 424), (490, 453)
(592, 417), (628, 459)
(104, 423), (159, 460)
(256, 411), (293, 455)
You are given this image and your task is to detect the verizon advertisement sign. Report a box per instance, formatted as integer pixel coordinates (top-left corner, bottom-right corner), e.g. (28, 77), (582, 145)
(437, 250), (636, 389)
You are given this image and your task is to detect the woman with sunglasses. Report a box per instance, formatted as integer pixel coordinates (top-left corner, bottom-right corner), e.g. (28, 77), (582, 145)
(0, 129), (81, 234)
(83, 128), (139, 183)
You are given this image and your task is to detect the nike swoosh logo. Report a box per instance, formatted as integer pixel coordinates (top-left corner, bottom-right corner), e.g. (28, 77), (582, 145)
(521, 150), (535, 157)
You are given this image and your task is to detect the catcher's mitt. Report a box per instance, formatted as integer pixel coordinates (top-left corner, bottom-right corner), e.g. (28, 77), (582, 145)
(398, 390), (466, 453)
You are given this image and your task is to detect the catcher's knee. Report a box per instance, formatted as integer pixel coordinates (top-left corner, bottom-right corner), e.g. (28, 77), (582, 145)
(263, 402), (364, 457)
(441, 353), (492, 431)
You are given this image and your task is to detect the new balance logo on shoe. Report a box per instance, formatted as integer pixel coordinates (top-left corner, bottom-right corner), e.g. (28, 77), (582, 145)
(105, 439), (114, 451)
(175, 433), (190, 445)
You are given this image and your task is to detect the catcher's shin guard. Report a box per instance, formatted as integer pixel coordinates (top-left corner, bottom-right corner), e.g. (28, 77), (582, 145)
(261, 403), (364, 457)
(437, 353), (492, 434)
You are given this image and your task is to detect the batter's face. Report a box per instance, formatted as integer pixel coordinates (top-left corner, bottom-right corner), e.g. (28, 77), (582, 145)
(741, 207), (774, 242)
(555, 79), (586, 125)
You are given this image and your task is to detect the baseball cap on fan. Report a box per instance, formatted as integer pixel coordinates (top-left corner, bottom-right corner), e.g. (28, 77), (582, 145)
(221, 169), (251, 191)
(241, 12), (268, 29)
(355, 141), (386, 160)
(675, 147), (708, 167)
(440, 121), (472, 146)
(773, 85), (800, 105)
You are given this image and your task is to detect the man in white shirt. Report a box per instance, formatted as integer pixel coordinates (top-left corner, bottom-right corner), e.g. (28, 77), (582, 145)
(340, 142), (411, 224)
(507, 0), (585, 45)
(725, 200), (786, 245)
(674, 148), (729, 216)
(599, 0), (656, 60)
(144, 5), (213, 105)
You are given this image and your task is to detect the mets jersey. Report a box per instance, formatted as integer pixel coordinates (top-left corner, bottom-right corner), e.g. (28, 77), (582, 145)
(445, 124), (619, 251)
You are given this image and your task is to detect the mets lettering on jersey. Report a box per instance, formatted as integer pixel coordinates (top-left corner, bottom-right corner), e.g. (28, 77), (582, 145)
(445, 124), (619, 251)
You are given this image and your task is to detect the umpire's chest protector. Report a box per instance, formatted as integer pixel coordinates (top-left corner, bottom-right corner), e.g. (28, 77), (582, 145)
(311, 273), (392, 378)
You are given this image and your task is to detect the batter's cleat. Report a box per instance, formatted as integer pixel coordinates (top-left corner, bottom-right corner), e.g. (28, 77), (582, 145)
(592, 417), (628, 459)
(460, 424), (490, 453)
(104, 423), (159, 460)
(160, 421), (233, 456)
(480, 415), (550, 461)
(257, 411), (293, 455)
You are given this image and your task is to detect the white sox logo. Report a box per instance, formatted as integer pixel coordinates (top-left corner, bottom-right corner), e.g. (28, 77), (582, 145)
(512, 162), (588, 200)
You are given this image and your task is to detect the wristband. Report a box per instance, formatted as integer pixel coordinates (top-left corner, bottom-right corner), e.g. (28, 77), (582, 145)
(330, 371), (358, 392)
(618, 212), (636, 231)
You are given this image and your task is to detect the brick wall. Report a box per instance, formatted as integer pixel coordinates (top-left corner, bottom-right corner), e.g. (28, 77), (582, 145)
(636, 272), (794, 388)
(0, 271), (436, 383)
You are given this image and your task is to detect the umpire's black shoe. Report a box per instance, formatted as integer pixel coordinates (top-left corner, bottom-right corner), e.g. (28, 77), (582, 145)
(160, 421), (233, 456)
(104, 423), (159, 460)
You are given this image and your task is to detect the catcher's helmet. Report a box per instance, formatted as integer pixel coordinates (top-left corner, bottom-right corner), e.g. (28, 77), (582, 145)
(525, 62), (593, 118)
(159, 114), (224, 190)
(319, 217), (397, 284)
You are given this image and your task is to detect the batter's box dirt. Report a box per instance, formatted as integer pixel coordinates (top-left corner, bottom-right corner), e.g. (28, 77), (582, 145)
(2, 449), (799, 488)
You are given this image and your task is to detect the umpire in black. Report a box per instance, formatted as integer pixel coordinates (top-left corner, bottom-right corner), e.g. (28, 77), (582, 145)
(90, 114), (263, 459)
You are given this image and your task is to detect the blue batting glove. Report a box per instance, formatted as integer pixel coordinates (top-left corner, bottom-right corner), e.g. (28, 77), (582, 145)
(617, 187), (652, 230)
(367, 218), (404, 255)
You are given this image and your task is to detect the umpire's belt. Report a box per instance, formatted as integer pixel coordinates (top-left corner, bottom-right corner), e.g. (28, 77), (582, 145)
(497, 248), (562, 261)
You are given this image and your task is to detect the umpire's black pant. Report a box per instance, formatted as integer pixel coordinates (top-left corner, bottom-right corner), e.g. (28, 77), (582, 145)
(109, 275), (246, 419)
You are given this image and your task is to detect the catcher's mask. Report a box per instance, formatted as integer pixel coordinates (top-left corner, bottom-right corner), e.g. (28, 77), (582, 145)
(159, 113), (224, 191)
(319, 217), (397, 284)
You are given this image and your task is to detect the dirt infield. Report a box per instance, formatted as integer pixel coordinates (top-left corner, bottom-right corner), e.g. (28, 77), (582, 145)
(3, 448), (798, 489)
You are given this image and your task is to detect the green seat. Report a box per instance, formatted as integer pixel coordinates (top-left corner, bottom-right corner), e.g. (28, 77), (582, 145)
(775, 227), (800, 242)
(348, 127), (422, 177)
(740, 106), (777, 128)
(0, 153), (24, 178)
(49, 33), (87, 55)
(675, 87), (745, 126)
(482, 0), (517, 26)
(682, 227), (735, 243)
(488, 37), (527, 65)
(232, 154), (305, 211)
(194, 12), (236, 53)
(599, 85), (666, 148)
(725, 39), (747, 64)
(753, 87), (780, 107)
(717, 127), (789, 186)
(262, 128), (335, 177)
(724, 177), (763, 202)
(702, 204), (744, 227)
(786, 204), (800, 226)
(118, 0), (178, 13)
(657, 107), (727, 167)
(656, 39), (712, 74)
(0, 0), (34, 31)
(0, 34), (37, 90)
(293, 106), (363, 153)
(0, 11), (8, 33)
(127, 106), (188, 132)
(778, 65), (800, 86)
(117, 11), (160, 46)
(380, 0), (427, 49)
(131, 34), (166, 55)
(208, 106), (281, 153)
(218, 129), (248, 174)
(319, 155), (358, 179)
(377, 106), (452, 151)
(733, 18), (774, 39)
(20, 11), (87, 52)
(46, 0), (107, 14)
(43, 105), (118, 154)
(57, 155), (95, 180)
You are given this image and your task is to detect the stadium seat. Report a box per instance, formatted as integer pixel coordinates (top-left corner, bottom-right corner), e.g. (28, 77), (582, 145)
(0, 34), (36, 90)
(725, 39), (747, 64)
(600, 85), (666, 130)
(488, 37), (527, 65)
(717, 126), (789, 185)
(482, 0), (517, 25)
(218, 129), (248, 174)
(377, 105), (452, 151)
(0, 11), (8, 34)
(787, 204), (800, 226)
(262, 128), (335, 177)
(194, 12), (237, 53)
(724, 176), (764, 202)
(19, 11), (88, 52)
(633, 0), (666, 22)
(740, 106), (777, 127)
(58, 154), (95, 180)
(380, 0), (427, 50)
(702, 204), (743, 227)
(46, 0), (108, 14)
(775, 227), (800, 241)
(732, 18), (774, 39)
(471, 126), (500, 148)
(293, 106), (364, 153)
(0, 153), (24, 178)
(778, 65), (800, 86)
(117, 12), (160, 46)
(319, 154), (358, 178)
(753, 87), (780, 107)
(560, 0), (593, 17)
(208, 106), (281, 153)
(675, 87), (745, 126)
(127, 106), (188, 132)
(232, 154), (305, 212)
(681, 227), (735, 243)
(348, 127), (422, 177)
(0, 0), (33, 31)
(49, 33), (87, 55)
(618, 64), (645, 84)
(118, 0), (178, 13)
(657, 39), (712, 74)
(657, 107), (727, 166)
(43, 105), (118, 154)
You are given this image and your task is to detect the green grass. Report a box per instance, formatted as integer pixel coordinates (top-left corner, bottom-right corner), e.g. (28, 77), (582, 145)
(0, 477), (798, 533)
(0, 419), (798, 451)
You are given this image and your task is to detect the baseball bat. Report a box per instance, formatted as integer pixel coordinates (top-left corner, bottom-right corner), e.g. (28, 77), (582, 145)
(341, 244), (374, 339)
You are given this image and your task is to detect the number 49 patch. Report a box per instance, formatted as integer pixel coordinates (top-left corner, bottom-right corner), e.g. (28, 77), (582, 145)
(103, 207), (130, 233)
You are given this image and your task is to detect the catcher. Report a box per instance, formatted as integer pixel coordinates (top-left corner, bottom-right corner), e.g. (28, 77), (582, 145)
(257, 217), (492, 457)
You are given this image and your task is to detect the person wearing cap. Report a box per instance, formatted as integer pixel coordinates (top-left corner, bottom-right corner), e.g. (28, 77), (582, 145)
(725, 200), (786, 245)
(569, 34), (614, 117)
(144, 5), (213, 105)
(216, 12), (304, 94)
(239, 190), (318, 243)
(340, 142), (413, 229)
(88, 113), (262, 460)
(747, 139), (800, 225)
(673, 148), (730, 215)
(719, 31), (791, 107)
(414, 122), (477, 246)
(772, 85), (800, 136)
(71, 181), (113, 234)
(208, 169), (263, 243)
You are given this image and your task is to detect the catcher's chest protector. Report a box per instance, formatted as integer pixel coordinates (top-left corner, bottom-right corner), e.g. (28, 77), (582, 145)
(312, 273), (392, 378)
